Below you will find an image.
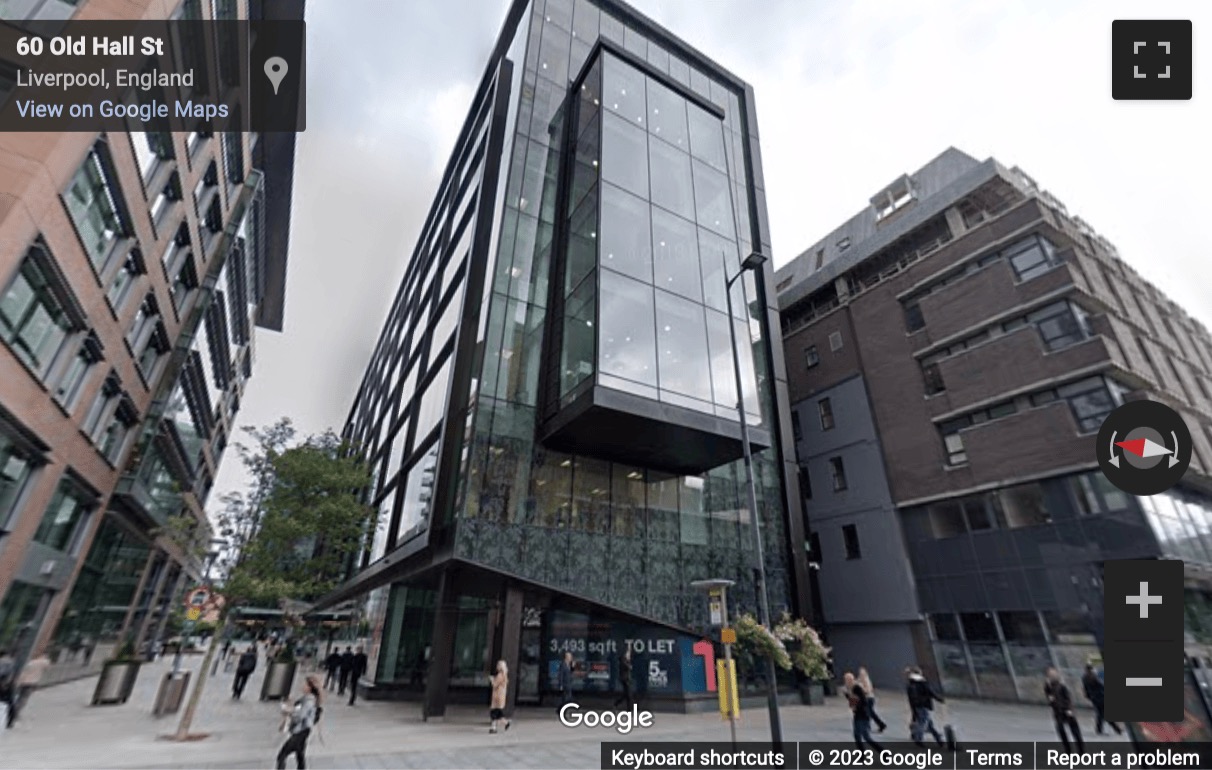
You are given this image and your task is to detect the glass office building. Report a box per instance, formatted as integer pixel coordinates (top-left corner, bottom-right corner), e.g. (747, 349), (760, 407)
(331, 0), (807, 712)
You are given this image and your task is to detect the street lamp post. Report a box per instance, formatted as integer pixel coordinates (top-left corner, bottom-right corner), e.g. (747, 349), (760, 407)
(723, 251), (784, 748)
(172, 538), (227, 676)
(691, 579), (738, 749)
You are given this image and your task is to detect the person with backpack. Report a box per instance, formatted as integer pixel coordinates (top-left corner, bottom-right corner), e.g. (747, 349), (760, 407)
(1045, 667), (1084, 752)
(277, 674), (323, 769)
(905, 666), (945, 747)
(0, 647), (16, 730)
(232, 646), (257, 699)
(844, 671), (883, 750)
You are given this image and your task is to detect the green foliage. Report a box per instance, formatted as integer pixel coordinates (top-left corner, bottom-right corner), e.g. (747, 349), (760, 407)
(111, 637), (139, 662)
(274, 644), (296, 664)
(218, 419), (374, 612)
(733, 613), (791, 673)
(774, 613), (831, 680)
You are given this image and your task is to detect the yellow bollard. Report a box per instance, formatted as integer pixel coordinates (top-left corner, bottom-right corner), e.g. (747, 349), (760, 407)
(716, 659), (741, 720)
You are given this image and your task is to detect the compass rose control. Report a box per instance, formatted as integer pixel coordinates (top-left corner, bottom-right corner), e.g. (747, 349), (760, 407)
(1096, 400), (1192, 495)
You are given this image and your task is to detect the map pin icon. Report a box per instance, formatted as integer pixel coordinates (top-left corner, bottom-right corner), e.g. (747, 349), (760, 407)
(264, 57), (288, 95)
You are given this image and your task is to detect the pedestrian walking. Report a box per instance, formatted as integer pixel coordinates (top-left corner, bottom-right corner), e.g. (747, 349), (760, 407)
(489, 659), (512, 733)
(276, 674), (323, 770)
(1081, 663), (1120, 735)
(613, 649), (634, 709)
(844, 672), (883, 749)
(558, 651), (575, 705)
(323, 649), (341, 691)
(857, 666), (887, 733)
(337, 647), (353, 695)
(222, 639), (232, 661)
(348, 647), (368, 705)
(233, 646), (257, 699)
(9, 653), (49, 726)
(1045, 667), (1084, 752)
(905, 666), (945, 747)
(0, 647), (16, 730)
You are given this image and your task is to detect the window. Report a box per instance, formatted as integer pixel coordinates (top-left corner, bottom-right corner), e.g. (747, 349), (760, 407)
(798, 466), (811, 501)
(221, 131), (244, 185)
(0, 245), (79, 376)
(130, 132), (172, 182)
(1072, 472), (1130, 515)
(1032, 301), (1088, 351)
(818, 398), (835, 430)
(33, 477), (93, 552)
(53, 333), (101, 408)
(136, 322), (170, 380)
(940, 416), (970, 465)
(842, 523), (861, 559)
(1007, 235), (1057, 282)
(836, 237), (850, 252)
(791, 411), (803, 441)
(0, 581), (51, 650)
(829, 331), (843, 352)
(804, 345), (819, 368)
(998, 483), (1051, 527)
(127, 293), (159, 349)
(828, 456), (847, 491)
(1059, 377), (1117, 433)
(64, 149), (126, 271)
(813, 249), (825, 270)
(923, 362), (945, 395)
(106, 249), (144, 309)
(987, 401), (1017, 420)
(169, 254), (199, 309)
(0, 434), (37, 528)
(97, 396), (137, 464)
(904, 301), (925, 332)
(149, 172), (181, 228)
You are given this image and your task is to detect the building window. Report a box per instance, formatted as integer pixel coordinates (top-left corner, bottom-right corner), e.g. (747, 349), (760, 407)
(1072, 472), (1130, 515)
(818, 398), (835, 430)
(136, 323), (170, 381)
(791, 411), (803, 441)
(940, 417), (970, 465)
(836, 237), (850, 252)
(1006, 235), (1058, 282)
(904, 301), (925, 332)
(130, 132), (172, 182)
(53, 332), (102, 409)
(0, 434), (37, 528)
(0, 581), (50, 650)
(149, 172), (181, 228)
(64, 148), (126, 271)
(107, 249), (144, 310)
(221, 131), (244, 185)
(798, 466), (811, 501)
(1032, 301), (1089, 351)
(804, 345), (819, 368)
(97, 398), (137, 464)
(32, 476), (93, 552)
(808, 531), (822, 563)
(1059, 377), (1118, 433)
(922, 362), (945, 395)
(127, 293), (159, 350)
(829, 331), (843, 352)
(813, 249), (825, 270)
(0, 246), (78, 377)
(828, 456), (847, 491)
(169, 253), (199, 310)
(997, 483), (1052, 527)
(842, 523), (861, 559)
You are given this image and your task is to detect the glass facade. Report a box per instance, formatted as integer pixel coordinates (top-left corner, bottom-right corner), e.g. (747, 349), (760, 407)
(340, 0), (798, 704)
(54, 516), (151, 646)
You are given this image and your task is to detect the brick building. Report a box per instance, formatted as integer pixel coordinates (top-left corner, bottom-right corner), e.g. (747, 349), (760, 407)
(776, 147), (1212, 700)
(0, 0), (297, 681)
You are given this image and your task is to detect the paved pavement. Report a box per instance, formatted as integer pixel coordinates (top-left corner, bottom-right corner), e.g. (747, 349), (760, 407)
(0, 650), (1128, 769)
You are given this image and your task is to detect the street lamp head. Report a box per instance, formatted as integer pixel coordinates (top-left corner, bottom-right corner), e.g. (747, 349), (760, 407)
(690, 578), (737, 592)
(740, 251), (767, 273)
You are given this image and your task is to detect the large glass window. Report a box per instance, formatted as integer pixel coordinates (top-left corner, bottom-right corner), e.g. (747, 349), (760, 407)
(687, 104), (727, 171)
(32, 477), (92, 552)
(651, 207), (702, 302)
(560, 273), (596, 398)
(692, 159), (735, 238)
(601, 112), (648, 198)
(64, 149), (124, 270)
(0, 580), (49, 649)
(1059, 377), (1117, 433)
(655, 290), (713, 406)
(398, 445), (439, 537)
(415, 356), (452, 442)
(165, 381), (205, 468)
(0, 251), (75, 375)
(646, 79), (687, 150)
(598, 269), (657, 391)
(1031, 301), (1088, 351)
(1007, 236), (1057, 282)
(649, 138), (695, 221)
(599, 184), (652, 282)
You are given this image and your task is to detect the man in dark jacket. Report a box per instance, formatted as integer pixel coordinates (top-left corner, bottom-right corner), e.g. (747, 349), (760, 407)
(558, 651), (575, 705)
(338, 646), (354, 695)
(1046, 667), (1084, 752)
(1081, 664), (1120, 735)
(905, 666), (945, 747)
(348, 647), (369, 705)
(613, 649), (634, 709)
(324, 649), (342, 691)
(232, 646), (257, 699)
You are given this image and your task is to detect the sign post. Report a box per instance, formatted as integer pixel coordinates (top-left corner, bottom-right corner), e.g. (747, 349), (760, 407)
(691, 579), (738, 750)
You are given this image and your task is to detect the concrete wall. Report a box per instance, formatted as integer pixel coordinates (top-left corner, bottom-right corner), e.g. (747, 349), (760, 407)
(827, 621), (921, 696)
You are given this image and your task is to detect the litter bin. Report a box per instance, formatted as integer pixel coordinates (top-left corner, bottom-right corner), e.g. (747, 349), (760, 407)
(153, 670), (191, 716)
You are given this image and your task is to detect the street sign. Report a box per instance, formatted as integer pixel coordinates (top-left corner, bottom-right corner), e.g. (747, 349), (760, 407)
(186, 607), (201, 621)
(709, 596), (723, 626)
(186, 587), (209, 608)
(721, 627), (736, 645)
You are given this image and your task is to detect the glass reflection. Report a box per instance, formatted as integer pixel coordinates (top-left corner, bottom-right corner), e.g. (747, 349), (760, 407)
(651, 207), (702, 302)
(561, 272), (596, 398)
(599, 269), (657, 389)
(599, 183), (652, 282)
(649, 138), (695, 221)
(655, 290), (713, 404)
(688, 104), (727, 171)
(601, 112), (648, 198)
(646, 79), (688, 150)
(693, 159), (735, 238)
(603, 54), (646, 126)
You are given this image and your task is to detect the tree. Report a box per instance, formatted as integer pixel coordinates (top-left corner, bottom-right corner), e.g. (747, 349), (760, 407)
(167, 419), (374, 741)
(733, 613), (791, 682)
(773, 613), (830, 681)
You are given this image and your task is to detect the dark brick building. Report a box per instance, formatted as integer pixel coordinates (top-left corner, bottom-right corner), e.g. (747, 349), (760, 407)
(776, 147), (1212, 701)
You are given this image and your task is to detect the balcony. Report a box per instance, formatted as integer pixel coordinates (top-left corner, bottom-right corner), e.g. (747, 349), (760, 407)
(918, 260), (1077, 345)
(959, 402), (1095, 486)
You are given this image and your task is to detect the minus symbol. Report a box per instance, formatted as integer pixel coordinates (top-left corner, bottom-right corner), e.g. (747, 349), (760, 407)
(1125, 677), (1163, 686)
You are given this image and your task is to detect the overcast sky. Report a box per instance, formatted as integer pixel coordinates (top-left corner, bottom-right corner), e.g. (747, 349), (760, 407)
(210, 0), (1212, 514)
